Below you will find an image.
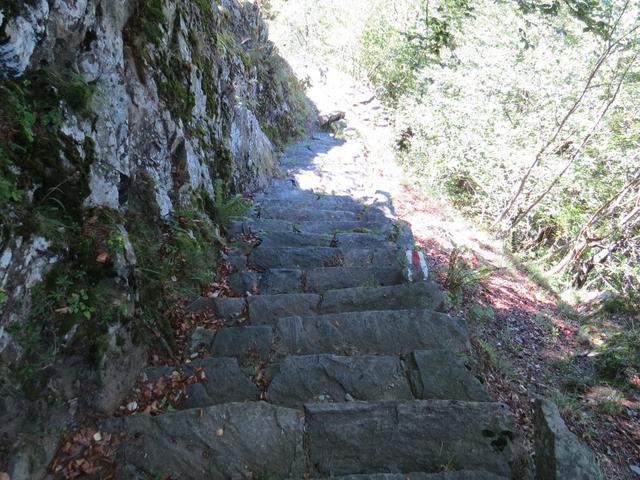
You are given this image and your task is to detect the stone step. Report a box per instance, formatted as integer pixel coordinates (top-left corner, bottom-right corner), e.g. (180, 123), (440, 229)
(265, 352), (489, 407)
(258, 204), (389, 223)
(255, 231), (393, 249)
(305, 400), (516, 478)
(275, 310), (470, 356)
(190, 282), (444, 326)
(229, 218), (397, 237)
(258, 205), (360, 222)
(325, 471), (509, 479)
(104, 402), (305, 480)
(319, 281), (444, 315)
(247, 292), (320, 324)
(228, 266), (406, 295)
(248, 246), (404, 270)
(257, 198), (387, 215)
(266, 354), (413, 407)
(254, 188), (357, 204)
(407, 350), (490, 402)
(334, 232), (395, 249)
(210, 325), (273, 362)
(257, 231), (335, 248)
(250, 282), (444, 325)
(144, 357), (259, 409)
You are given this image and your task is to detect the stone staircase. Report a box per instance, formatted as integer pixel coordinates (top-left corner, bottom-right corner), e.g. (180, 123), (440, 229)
(105, 134), (518, 479)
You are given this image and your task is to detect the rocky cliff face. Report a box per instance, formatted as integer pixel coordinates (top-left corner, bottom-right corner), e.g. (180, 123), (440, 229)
(0, 0), (307, 475)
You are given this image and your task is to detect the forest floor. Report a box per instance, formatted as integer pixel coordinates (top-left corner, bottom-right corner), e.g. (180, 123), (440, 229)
(394, 186), (640, 480)
(301, 64), (640, 479)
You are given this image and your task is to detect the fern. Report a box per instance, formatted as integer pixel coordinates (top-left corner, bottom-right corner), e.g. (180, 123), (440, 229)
(213, 179), (250, 227)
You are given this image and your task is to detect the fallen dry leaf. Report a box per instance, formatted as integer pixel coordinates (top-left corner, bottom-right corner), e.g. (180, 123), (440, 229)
(95, 252), (109, 263)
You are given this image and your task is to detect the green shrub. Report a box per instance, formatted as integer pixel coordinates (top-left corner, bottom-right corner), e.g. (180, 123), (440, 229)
(444, 248), (491, 308)
(595, 328), (640, 386)
(213, 179), (250, 228)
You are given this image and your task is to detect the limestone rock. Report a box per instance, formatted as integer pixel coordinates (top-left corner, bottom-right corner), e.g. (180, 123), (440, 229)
(305, 400), (516, 477)
(534, 399), (603, 479)
(267, 354), (413, 407)
(105, 402), (305, 480)
(408, 350), (490, 401)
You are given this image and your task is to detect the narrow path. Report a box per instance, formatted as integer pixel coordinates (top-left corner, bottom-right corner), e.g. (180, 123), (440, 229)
(97, 106), (522, 477)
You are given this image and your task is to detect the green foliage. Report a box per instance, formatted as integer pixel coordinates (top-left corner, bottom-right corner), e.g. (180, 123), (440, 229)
(193, 0), (212, 15)
(476, 338), (511, 375)
(0, 176), (22, 205)
(361, 276), (381, 288)
(213, 179), (250, 228)
(68, 289), (95, 320)
(154, 9), (196, 123)
(444, 170), (485, 211)
(55, 71), (94, 115)
(444, 248), (491, 308)
(595, 328), (640, 386)
(124, 178), (222, 357)
(0, 71), (95, 253)
(517, 0), (610, 36)
(105, 230), (125, 256)
(253, 50), (309, 147)
(602, 293), (640, 315)
(468, 303), (495, 326)
(346, 0), (640, 300)
(139, 0), (166, 45)
(357, 0), (472, 103)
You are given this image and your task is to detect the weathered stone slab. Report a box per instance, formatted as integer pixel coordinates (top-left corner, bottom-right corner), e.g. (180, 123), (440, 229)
(305, 400), (515, 477)
(249, 246), (403, 270)
(260, 205), (358, 222)
(182, 358), (258, 408)
(233, 267), (405, 294)
(335, 232), (392, 249)
(187, 297), (246, 322)
(227, 271), (260, 294)
(232, 219), (398, 237)
(211, 325), (273, 362)
(534, 399), (603, 479)
(320, 282), (445, 314)
(267, 354), (412, 407)
(408, 350), (490, 402)
(395, 220), (416, 249)
(106, 402), (305, 480)
(250, 247), (344, 269)
(258, 231), (334, 248)
(144, 358), (258, 408)
(186, 326), (216, 354)
(226, 250), (247, 271)
(229, 219), (295, 236)
(275, 310), (470, 356)
(328, 471), (509, 479)
(254, 189), (355, 204)
(305, 266), (405, 292)
(248, 293), (320, 325)
(261, 269), (304, 294)
(343, 247), (403, 267)
(258, 198), (369, 214)
(296, 220), (396, 236)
